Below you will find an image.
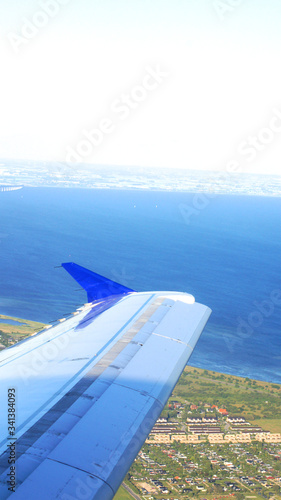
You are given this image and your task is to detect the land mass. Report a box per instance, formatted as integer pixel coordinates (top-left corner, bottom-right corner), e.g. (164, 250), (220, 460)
(1, 159), (281, 196)
(115, 366), (281, 500)
(1, 315), (280, 499)
(0, 314), (47, 349)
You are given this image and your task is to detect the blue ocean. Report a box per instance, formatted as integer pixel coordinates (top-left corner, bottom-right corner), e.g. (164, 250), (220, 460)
(0, 188), (280, 383)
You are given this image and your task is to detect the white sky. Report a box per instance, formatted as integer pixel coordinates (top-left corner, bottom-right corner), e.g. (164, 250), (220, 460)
(1, 0), (281, 174)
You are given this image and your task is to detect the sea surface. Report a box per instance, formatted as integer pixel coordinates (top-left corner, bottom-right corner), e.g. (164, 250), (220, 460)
(0, 187), (280, 383)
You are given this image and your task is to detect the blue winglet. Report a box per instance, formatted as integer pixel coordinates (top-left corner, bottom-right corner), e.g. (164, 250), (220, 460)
(61, 262), (135, 302)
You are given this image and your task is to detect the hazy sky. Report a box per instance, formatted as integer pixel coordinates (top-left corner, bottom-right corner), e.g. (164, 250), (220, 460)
(1, 0), (281, 174)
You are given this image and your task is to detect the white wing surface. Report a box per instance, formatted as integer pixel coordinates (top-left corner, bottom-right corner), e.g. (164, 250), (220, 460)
(0, 263), (211, 499)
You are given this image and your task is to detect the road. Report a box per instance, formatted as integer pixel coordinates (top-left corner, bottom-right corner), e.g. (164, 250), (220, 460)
(122, 482), (142, 500)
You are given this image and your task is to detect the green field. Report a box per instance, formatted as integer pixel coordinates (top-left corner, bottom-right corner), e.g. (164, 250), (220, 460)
(0, 314), (47, 347)
(114, 485), (134, 500)
(249, 418), (281, 433)
(171, 365), (281, 421)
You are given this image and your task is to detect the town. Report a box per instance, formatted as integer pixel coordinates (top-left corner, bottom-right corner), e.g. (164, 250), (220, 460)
(1, 315), (280, 499)
(116, 366), (281, 500)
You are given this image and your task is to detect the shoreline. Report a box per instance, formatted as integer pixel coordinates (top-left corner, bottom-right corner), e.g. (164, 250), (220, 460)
(3, 185), (281, 198)
(1, 313), (280, 387)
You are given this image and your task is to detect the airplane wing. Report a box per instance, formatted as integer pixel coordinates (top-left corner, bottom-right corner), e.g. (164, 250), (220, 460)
(0, 263), (211, 499)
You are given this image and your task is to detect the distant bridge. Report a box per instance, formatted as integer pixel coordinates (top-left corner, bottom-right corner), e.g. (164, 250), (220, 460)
(0, 185), (23, 192)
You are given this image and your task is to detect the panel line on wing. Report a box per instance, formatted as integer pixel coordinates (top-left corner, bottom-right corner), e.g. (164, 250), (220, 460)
(0, 294), (156, 455)
(0, 294), (134, 368)
(0, 295), (167, 491)
(45, 458), (115, 497)
(152, 331), (193, 347)
(0, 322), (80, 368)
(112, 381), (161, 402)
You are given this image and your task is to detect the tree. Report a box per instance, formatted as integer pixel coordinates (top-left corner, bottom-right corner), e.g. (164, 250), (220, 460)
(236, 493), (244, 500)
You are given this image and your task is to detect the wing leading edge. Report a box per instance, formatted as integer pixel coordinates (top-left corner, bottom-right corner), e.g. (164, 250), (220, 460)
(0, 263), (211, 499)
